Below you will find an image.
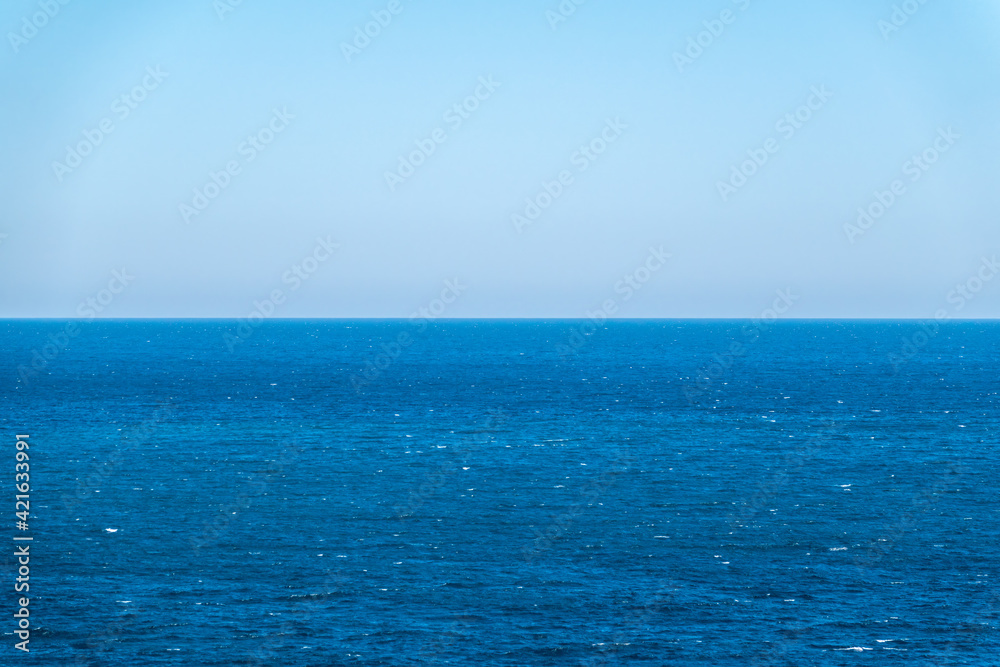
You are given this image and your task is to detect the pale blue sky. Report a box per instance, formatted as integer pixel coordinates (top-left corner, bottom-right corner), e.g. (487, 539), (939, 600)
(2, 0), (999, 318)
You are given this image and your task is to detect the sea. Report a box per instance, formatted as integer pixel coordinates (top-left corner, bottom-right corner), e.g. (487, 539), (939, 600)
(2, 319), (998, 665)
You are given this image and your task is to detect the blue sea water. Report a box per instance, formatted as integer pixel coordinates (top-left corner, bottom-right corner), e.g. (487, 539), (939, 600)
(2, 319), (998, 665)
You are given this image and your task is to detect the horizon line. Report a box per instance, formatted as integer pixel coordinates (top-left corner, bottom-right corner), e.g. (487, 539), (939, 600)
(2, 317), (998, 322)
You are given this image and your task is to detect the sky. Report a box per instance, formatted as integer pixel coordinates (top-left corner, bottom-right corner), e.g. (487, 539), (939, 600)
(1, 0), (999, 318)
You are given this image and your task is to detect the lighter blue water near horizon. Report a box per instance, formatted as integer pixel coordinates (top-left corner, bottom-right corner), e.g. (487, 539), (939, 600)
(1, 320), (998, 665)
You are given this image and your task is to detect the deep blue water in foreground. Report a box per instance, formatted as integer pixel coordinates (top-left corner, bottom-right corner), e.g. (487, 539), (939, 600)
(2, 320), (999, 665)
